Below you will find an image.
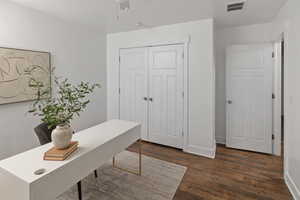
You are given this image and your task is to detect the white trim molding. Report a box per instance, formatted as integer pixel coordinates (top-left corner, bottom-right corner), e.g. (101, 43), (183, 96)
(184, 144), (216, 159)
(216, 137), (226, 144)
(285, 172), (300, 200)
(273, 41), (282, 156)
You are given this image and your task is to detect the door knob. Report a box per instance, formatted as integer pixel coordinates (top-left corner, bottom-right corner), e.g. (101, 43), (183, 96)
(143, 97), (148, 101)
(227, 100), (232, 104)
(149, 98), (153, 102)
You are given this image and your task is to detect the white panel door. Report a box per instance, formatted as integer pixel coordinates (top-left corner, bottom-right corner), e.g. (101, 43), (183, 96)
(148, 45), (184, 149)
(119, 48), (148, 140)
(226, 44), (273, 154)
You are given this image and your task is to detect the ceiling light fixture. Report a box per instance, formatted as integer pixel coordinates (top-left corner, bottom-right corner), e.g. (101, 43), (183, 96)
(115, 0), (131, 21)
(116, 0), (130, 12)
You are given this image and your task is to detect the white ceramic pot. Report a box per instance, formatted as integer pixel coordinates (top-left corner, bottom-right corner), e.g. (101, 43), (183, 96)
(51, 124), (73, 149)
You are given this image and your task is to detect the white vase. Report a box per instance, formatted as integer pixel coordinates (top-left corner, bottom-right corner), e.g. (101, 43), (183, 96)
(51, 124), (73, 149)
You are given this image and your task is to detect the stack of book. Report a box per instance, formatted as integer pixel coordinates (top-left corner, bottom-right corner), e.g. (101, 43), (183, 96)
(44, 141), (79, 161)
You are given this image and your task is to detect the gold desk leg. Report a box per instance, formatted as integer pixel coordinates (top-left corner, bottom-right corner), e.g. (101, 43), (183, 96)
(113, 140), (142, 176)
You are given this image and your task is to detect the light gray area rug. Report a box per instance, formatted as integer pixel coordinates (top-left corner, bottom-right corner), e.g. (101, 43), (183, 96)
(57, 151), (186, 200)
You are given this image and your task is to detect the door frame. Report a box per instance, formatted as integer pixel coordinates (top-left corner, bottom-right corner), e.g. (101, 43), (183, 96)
(273, 41), (283, 156)
(117, 36), (190, 150)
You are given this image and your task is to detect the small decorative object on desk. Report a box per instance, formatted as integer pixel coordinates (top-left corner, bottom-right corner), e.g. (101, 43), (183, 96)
(44, 141), (78, 161)
(51, 124), (73, 149)
(28, 69), (100, 149)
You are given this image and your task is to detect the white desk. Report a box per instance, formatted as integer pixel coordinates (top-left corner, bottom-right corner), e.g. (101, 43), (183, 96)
(0, 120), (141, 200)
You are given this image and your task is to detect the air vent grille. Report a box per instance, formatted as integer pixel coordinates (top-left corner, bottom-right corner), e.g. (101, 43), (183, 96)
(227, 2), (245, 12)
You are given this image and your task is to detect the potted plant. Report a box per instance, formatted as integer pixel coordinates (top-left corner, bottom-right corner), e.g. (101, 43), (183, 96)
(28, 77), (100, 149)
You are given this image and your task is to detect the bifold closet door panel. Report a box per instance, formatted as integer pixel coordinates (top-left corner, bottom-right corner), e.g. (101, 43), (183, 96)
(119, 48), (148, 140)
(148, 45), (184, 149)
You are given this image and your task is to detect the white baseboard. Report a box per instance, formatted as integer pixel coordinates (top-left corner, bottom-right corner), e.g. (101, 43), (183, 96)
(216, 137), (226, 144)
(285, 172), (300, 200)
(184, 144), (216, 159)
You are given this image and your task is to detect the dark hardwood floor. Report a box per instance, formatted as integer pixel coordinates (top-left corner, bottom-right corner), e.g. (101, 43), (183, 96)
(128, 142), (292, 200)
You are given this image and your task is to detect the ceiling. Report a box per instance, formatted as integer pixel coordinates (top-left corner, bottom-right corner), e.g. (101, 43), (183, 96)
(8, 0), (287, 33)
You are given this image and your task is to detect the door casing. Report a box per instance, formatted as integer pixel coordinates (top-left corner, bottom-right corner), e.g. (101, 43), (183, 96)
(273, 41), (283, 156)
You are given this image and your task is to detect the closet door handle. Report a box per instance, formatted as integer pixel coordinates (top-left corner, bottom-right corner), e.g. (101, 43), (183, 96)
(149, 98), (153, 102)
(143, 97), (148, 101)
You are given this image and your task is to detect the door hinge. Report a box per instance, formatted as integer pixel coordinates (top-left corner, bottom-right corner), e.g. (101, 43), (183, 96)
(182, 92), (184, 98)
(182, 131), (184, 137)
(119, 88), (121, 94)
(272, 93), (275, 99)
(119, 56), (121, 63)
(182, 53), (184, 59)
(272, 52), (275, 58)
(272, 134), (275, 140)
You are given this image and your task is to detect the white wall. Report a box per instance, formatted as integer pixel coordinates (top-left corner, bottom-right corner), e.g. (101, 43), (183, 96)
(107, 19), (216, 158)
(214, 23), (273, 144)
(0, 1), (107, 160)
(272, 0), (300, 199)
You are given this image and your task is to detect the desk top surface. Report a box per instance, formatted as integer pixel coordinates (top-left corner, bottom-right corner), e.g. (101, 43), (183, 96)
(0, 120), (140, 183)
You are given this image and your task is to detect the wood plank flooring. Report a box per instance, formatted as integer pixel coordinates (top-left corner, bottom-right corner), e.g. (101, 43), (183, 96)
(128, 142), (292, 200)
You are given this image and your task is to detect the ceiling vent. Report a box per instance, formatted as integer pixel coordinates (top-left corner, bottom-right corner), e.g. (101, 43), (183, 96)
(227, 1), (245, 12)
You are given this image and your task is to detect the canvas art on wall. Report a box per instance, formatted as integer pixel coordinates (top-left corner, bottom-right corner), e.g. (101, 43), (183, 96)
(0, 47), (51, 105)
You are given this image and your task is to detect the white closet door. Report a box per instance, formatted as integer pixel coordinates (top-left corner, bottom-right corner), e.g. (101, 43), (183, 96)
(119, 48), (148, 140)
(226, 44), (273, 154)
(148, 45), (184, 149)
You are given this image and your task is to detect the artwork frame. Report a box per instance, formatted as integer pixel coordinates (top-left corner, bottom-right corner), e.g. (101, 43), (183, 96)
(0, 46), (51, 105)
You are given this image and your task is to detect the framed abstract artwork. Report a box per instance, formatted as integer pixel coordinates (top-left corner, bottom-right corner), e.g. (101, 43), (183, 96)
(0, 47), (51, 105)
